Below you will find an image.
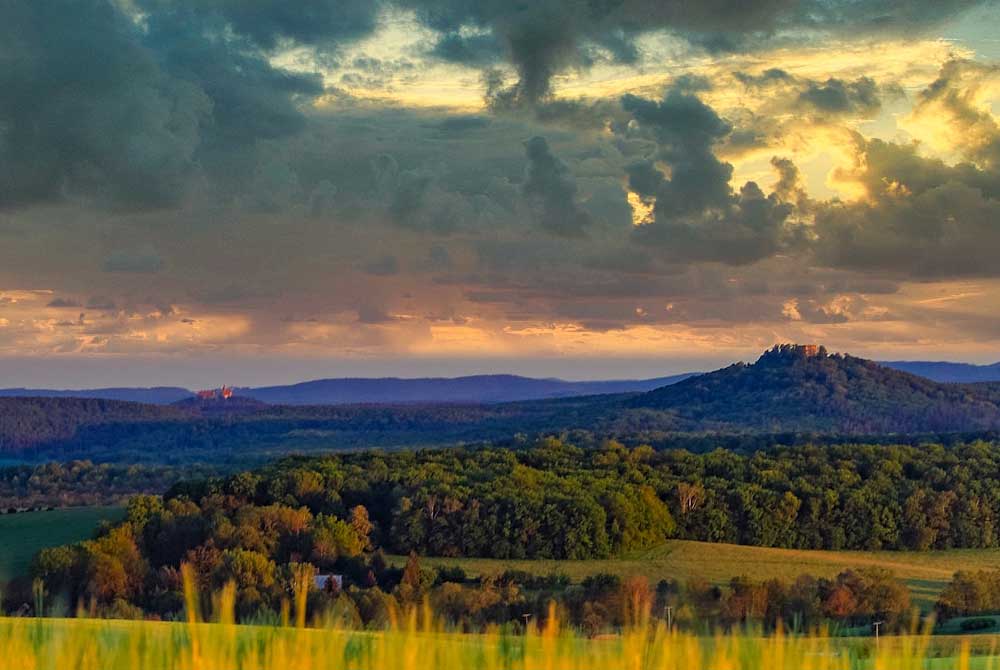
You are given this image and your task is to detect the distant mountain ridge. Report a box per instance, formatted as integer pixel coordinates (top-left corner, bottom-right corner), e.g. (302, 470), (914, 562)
(881, 360), (1000, 383)
(236, 373), (697, 405)
(0, 373), (697, 406)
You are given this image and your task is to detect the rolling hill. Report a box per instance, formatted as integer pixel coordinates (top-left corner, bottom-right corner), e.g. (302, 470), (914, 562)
(626, 344), (1000, 434)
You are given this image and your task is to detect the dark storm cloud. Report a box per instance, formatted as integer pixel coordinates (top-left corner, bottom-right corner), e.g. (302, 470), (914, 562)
(621, 88), (805, 264)
(138, 5), (325, 152)
(522, 137), (593, 237)
(142, 0), (381, 51)
(800, 0), (986, 33)
(403, 0), (987, 108)
(430, 32), (506, 66)
(0, 0), (376, 211)
(734, 68), (794, 87)
(0, 0), (209, 208)
(770, 157), (810, 209)
(632, 180), (800, 265)
(797, 77), (881, 117)
(733, 69), (886, 120)
(622, 91), (733, 216)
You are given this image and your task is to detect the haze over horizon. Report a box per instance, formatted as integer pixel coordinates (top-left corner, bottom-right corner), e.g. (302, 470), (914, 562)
(4, 1), (1000, 386)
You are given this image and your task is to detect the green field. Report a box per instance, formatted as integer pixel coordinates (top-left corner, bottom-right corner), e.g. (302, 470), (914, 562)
(395, 540), (1000, 610)
(0, 507), (124, 583)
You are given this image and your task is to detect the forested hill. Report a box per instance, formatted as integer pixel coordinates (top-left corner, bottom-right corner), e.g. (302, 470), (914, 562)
(628, 344), (1000, 434)
(0, 397), (185, 451)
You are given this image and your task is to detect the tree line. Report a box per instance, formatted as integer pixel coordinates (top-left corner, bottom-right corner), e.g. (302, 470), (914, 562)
(174, 437), (1000, 554)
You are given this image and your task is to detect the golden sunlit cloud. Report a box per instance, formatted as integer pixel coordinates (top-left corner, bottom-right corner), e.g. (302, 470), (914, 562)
(627, 191), (655, 226)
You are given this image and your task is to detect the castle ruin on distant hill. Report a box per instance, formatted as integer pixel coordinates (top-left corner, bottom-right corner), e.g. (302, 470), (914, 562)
(196, 385), (234, 400)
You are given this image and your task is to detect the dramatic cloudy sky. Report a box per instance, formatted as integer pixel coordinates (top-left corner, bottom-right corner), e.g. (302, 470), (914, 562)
(2, 0), (1000, 386)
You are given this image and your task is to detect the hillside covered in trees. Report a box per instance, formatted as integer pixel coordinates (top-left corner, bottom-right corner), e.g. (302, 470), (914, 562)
(630, 345), (1000, 433)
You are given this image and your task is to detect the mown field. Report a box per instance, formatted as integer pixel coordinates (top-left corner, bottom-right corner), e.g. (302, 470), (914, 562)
(395, 540), (1000, 611)
(0, 507), (124, 583)
(2, 615), (999, 670)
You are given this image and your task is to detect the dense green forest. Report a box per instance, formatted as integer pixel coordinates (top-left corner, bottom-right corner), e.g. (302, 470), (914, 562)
(5, 347), (1000, 464)
(16, 438), (1000, 626)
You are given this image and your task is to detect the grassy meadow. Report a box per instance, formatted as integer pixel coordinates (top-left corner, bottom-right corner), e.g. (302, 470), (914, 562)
(396, 539), (1000, 611)
(0, 507), (124, 583)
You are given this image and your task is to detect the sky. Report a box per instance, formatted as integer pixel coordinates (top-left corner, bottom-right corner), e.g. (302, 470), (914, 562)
(2, 0), (1000, 387)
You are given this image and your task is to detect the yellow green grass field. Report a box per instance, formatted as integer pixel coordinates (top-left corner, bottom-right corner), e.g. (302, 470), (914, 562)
(1, 615), (999, 670)
(0, 507), (124, 583)
(396, 540), (1000, 610)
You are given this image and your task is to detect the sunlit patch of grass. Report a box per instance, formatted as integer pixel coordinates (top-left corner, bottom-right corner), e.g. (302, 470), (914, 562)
(396, 539), (1000, 611)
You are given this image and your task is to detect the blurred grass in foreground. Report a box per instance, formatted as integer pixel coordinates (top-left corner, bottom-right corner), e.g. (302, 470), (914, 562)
(4, 614), (1000, 670)
(1, 567), (998, 669)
